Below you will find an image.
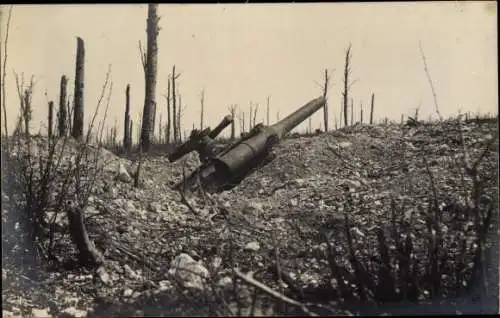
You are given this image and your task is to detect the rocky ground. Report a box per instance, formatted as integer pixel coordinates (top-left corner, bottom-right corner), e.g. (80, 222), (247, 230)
(2, 118), (499, 317)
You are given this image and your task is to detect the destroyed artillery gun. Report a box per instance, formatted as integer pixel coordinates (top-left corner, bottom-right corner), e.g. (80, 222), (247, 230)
(168, 115), (234, 164)
(169, 96), (326, 194)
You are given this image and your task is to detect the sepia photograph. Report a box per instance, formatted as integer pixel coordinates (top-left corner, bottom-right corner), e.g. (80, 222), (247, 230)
(1, 2), (498, 317)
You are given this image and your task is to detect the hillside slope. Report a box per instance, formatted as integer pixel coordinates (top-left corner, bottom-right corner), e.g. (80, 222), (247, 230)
(2, 119), (498, 317)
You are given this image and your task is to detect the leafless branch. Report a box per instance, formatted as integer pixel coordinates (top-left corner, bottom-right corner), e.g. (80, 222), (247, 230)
(313, 68), (335, 95)
(93, 65), (112, 141)
(233, 268), (319, 317)
(347, 78), (358, 90)
(138, 40), (146, 71)
(1, 5), (13, 139)
(419, 41), (442, 121)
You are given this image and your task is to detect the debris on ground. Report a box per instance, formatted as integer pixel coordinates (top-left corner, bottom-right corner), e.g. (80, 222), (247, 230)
(2, 119), (498, 316)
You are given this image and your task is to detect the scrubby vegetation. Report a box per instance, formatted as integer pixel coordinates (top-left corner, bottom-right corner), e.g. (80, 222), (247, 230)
(3, 115), (498, 317)
(2, 4), (498, 317)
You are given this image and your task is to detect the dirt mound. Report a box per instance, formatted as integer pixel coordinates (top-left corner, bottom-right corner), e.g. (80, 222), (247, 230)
(2, 119), (498, 317)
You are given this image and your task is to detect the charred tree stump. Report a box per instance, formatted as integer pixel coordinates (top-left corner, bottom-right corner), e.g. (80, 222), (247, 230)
(266, 96), (270, 126)
(200, 88), (205, 130)
(323, 69), (329, 132)
(72, 37), (85, 140)
(342, 44), (352, 127)
(360, 101), (363, 124)
(124, 84), (131, 151)
(166, 76), (171, 145)
(140, 4), (159, 152)
(228, 104), (237, 140)
(48, 101), (53, 139)
(58, 75), (67, 137)
(370, 93), (375, 125)
(172, 66), (179, 143)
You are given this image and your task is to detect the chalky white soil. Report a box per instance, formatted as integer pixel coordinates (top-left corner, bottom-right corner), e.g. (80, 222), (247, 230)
(2, 119), (498, 317)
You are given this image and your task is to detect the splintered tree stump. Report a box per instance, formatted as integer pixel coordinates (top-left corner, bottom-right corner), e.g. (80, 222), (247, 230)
(72, 37), (85, 140)
(124, 84), (131, 151)
(48, 101), (54, 139)
(58, 75), (68, 137)
(140, 4), (159, 152)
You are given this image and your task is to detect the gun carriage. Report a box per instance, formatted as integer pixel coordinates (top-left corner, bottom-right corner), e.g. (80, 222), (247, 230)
(168, 96), (326, 194)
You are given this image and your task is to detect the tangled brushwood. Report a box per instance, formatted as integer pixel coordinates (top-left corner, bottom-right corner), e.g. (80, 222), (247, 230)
(320, 184), (494, 303)
(2, 134), (107, 268)
(310, 127), (497, 304)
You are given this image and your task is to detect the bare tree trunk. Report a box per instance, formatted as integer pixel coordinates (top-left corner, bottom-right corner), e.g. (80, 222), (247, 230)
(1, 6), (13, 139)
(159, 113), (162, 144)
(48, 101), (53, 138)
(242, 111), (246, 132)
(67, 99), (72, 134)
(172, 65), (179, 143)
(249, 102), (253, 129)
(342, 44), (352, 127)
(112, 118), (118, 147)
(228, 104), (236, 140)
(164, 120), (168, 145)
(350, 98), (354, 126)
(360, 101), (363, 124)
(308, 117), (312, 134)
(414, 106), (420, 121)
(109, 127), (113, 147)
(253, 103), (258, 128)
(140, 4), (159, 152)
(166, 76), (171, 144)
(237, 110), (244, 135)
(124, 84), (131, 151)
(177, 94), (182, 142)
(23, 90), (31, 136)
(129, 120), (133, 148)
(72, 37), (85, 140)
(137, 113), (142, 146)
(334, 109), (338, 130)
(276, 110), (279, 123)
(323, 69), (329, 132)
(369, 93), (375, 125)
(266, 96), (270, 126)
(151, 101), (157, 144)
(200, 88), (204, 130)
(339, 100), (342, 129)
(58, 75), (67, 137)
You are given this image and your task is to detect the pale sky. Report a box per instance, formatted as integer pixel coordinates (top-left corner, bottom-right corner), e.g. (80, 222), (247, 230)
(1, 2), (497, 141)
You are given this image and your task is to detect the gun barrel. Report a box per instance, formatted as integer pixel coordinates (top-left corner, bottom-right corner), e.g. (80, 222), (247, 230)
(270, 96), (326, 138)
(180, 96), (326, 192)
(215, 96), (325, 174)
(209, 115), (233, 139)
